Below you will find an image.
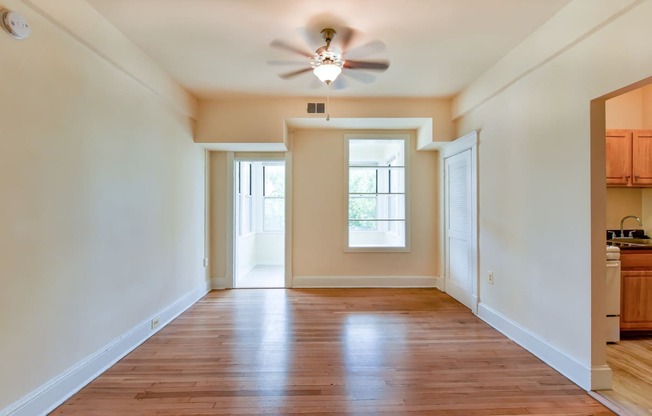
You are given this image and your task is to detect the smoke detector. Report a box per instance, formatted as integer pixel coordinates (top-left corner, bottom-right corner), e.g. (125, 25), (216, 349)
(1, 9), (30, 40)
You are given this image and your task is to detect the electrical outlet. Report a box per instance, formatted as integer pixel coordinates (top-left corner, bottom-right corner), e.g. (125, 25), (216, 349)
(202, 257), (208, 267)
(151, 316), (160, 329)
(488, 271), (495, 285)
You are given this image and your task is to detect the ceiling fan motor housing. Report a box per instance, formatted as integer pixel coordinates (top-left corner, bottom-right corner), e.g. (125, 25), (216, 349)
(311, 50), (343, 70)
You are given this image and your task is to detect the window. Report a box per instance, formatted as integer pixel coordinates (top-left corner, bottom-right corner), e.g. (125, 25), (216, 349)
(237, 162), (253, 236)
(262, 163), (285, 232)
(346, 136), (408, 250)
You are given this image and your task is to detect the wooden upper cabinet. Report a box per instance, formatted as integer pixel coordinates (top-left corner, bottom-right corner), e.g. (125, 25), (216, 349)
(606, 129), (632, 186)
(632, 130), (652, 186)
(606, 129), (652, 187)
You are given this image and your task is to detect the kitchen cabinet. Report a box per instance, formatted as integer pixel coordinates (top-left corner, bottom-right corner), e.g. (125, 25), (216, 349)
(620, 249), (652, 331)
(632, 130), (652, 185)
(606, 129), (652, 187)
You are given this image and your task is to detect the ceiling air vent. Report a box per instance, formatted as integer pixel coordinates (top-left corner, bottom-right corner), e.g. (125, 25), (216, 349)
(307, 103), (325, 114)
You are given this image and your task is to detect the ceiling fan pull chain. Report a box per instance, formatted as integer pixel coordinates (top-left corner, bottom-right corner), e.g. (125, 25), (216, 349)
(326, 90), (331, 121)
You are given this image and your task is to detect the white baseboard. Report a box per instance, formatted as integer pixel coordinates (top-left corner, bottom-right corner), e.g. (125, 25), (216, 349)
(2, 285), (209, 416)
(293, 275), (440, 288)
(478, 303), (611, 391)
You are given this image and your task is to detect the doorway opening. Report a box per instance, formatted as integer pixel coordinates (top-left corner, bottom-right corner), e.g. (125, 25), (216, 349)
(233, 160), (285, 288)
(441, 131), (478, 314)
(592, 77), (652, 415)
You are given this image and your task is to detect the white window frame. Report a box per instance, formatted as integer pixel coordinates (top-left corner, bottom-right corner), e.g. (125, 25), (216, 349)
(344, 133), (411, 252)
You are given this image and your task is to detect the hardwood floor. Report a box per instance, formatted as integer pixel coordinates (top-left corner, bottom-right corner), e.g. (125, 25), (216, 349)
(52, 289), (613, 415)
(598, 335), (652, 415)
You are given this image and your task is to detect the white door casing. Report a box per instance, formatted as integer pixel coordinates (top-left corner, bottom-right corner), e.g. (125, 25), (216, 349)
(442, 131), (478, 313)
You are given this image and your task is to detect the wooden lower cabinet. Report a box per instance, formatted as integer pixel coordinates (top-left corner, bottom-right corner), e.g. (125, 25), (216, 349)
(620, 250), (652, 331)
(621, 270), (652, 331)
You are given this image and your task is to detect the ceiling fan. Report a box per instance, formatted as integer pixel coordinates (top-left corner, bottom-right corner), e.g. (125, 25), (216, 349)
(270, 27), (390, 89)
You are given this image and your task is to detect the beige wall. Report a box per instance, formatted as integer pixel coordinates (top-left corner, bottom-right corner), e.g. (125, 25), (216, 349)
(209, 152), (229, 282)
(292, 130), (438, 277)
(643, 189), (652, 236)
(0, 0), (205, 409)
(203, 95), (448, 285)
(454, 0), (652, 389)
(196, 96), (453, 144)
(606, 88), (643, 129)
(606, 188), (643, 230)
(643, 84), (652, 129)
(208, 130), (439, 284)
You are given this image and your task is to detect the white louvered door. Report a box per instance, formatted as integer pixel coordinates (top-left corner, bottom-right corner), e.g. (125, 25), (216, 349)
(444, 149), (473, 310)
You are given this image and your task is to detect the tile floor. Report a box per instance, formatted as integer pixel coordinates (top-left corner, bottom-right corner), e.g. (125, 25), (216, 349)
(236, 265), (284, 288)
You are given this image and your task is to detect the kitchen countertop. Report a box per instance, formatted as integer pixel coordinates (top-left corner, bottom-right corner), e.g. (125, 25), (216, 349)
(606, 229), (652, 250)
(607, 239), (652, 250)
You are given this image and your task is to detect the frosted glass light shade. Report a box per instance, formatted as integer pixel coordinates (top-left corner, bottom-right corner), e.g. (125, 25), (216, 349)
(313, 63), (342, 84)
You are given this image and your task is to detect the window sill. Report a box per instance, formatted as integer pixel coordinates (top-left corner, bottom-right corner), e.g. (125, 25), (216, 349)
(344, 246), (411, 253)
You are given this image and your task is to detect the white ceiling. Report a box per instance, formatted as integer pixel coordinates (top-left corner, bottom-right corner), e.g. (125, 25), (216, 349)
(85, 0), (571, 99)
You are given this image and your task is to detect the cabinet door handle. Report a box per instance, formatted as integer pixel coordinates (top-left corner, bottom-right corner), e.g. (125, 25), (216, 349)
(635, 175), (640, 179)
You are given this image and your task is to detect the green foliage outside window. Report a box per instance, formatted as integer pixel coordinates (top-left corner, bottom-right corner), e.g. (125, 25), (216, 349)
(349, 168), (377, 230)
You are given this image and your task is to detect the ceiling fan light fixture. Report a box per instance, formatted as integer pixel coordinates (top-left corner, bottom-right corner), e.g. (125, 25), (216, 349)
(313, 61), (342, 84)
(271, 27), (389, 88)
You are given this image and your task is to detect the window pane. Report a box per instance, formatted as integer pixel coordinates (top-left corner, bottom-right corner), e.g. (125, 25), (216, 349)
(349, 139), (405, 166)
(264, 198), (284, 231)
(237, 162), (251, 195)
(349, 168), (376, 193)
(390, 168), (404, 193)
(264, 165), (284, 197)
(349, 196), (377, 219)
(376, 167), (405, 194)
(376, 194), (405, 220)
(347, 138), (407, 249)
(240, 195), (253, 235)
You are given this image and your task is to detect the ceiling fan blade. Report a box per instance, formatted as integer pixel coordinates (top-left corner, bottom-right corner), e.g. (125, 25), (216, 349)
(344, 60), (390, 71)
(344, 70), (375, 84)
(339, 26), (358, 52)
(267, 59), (308, 66)
(270, 39), (313, 58)
(345, 40), (386, 60)
(278, 67), (313, 79)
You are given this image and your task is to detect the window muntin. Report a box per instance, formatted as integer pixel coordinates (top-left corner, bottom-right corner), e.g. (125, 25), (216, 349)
(347, 138), (408, 249)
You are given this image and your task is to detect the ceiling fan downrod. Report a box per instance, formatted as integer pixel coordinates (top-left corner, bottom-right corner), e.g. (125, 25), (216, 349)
(320, 28), (336, 50)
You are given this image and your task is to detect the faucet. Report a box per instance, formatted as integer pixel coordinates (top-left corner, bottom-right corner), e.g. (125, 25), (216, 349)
(620, 215), (642, 238)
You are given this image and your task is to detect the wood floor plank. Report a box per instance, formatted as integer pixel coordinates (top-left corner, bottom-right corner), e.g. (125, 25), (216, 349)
(51, 289), (612, 415)
(597, 335), (652, 415)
